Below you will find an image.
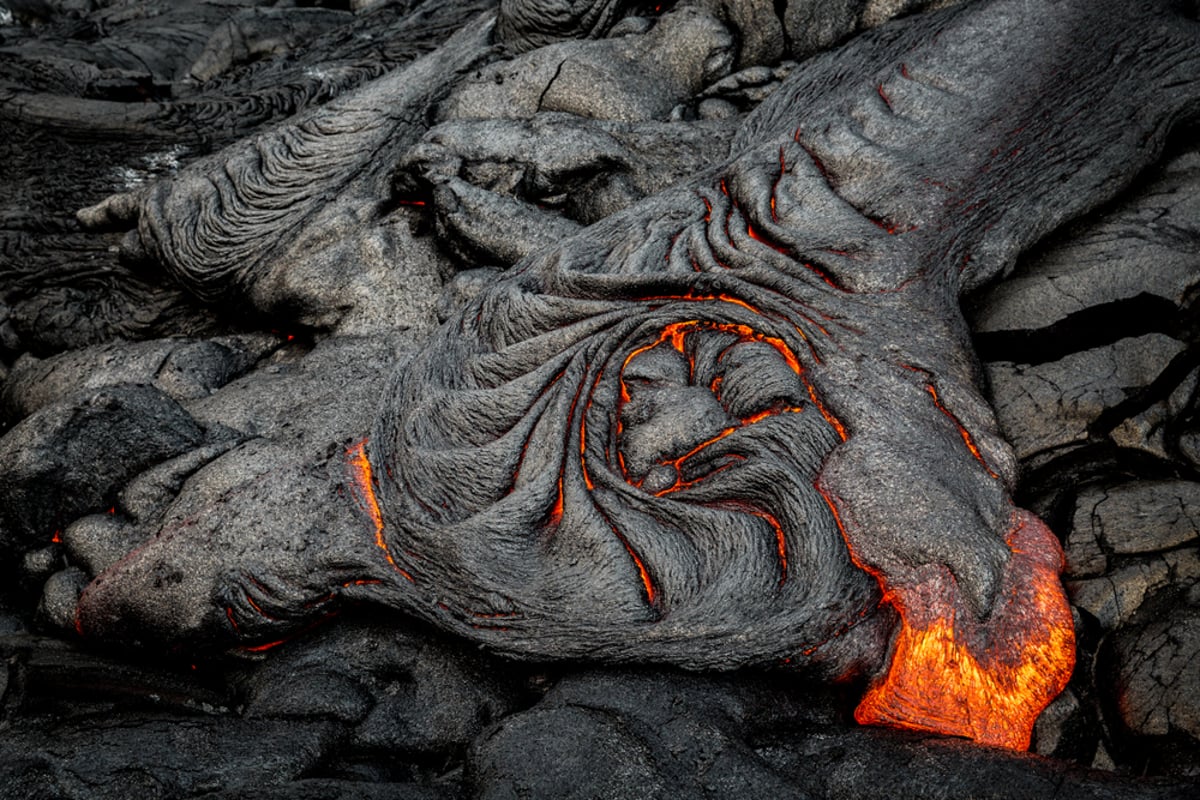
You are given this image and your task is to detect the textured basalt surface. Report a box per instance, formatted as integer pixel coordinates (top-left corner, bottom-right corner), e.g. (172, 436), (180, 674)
(1, 0), (1199, 797)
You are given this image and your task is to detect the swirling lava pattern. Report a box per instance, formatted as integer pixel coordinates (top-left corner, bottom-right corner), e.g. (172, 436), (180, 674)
(364, 277), (888, 675)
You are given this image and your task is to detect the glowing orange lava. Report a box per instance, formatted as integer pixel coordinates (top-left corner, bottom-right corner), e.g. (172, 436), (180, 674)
(825, 483), (1076, 750)
(346, 438), (413, 582)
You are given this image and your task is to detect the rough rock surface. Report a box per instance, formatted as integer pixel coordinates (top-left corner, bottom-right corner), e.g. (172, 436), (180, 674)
(0, 0), (1199, 797)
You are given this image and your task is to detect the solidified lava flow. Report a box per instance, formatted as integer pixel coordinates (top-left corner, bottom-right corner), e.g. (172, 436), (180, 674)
(54, 0), (1200, 762)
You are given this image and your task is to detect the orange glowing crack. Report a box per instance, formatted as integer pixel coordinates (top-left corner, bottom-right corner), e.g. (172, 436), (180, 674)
(549, 475), (565, 525)
(346, 438), (414, 582)
(608, 513), (656, 606)
(244, 593), (276, 621)
(923, 384), (998, 478)
(749, 509), (789, 586)
(581, 369), (604, 491)
(746, 223), (791, 256)
(876, 83), (893, 111)
(900, 365), (997, 478)
(870, 217), (917, 235)
(799, 370), (848, 441)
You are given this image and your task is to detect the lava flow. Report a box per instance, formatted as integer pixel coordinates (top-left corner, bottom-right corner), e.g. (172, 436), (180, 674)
(851, 508), (1075, 750)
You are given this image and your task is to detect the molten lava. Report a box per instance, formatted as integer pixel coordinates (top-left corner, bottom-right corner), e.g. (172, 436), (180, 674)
(347, 438), (413, 582)
(853, 509), (1075, 750)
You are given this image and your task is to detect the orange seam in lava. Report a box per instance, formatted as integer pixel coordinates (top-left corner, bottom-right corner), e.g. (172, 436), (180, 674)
(750, 509), (788, 586)
(347, 439), (414, 582)
(923, 384), (998, 478)
(800, 260), (847, 292)
(876, 83), (893, 111)
(593, 505), (657, 607)
(898, 365), (997, 478)
(244, 593), (276, 621)
(581, 369), (604, 491)
(799, 371), (848, 441)
(549, 475), (565, 525)
(746, 223), (791, 255)
(551, 373), (591, 522)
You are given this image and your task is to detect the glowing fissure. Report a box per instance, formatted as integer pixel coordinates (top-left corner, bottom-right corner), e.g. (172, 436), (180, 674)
(595, 504), (657, 607)
(876, 83), (893, 111)
(923, 383), (998, 478)
(900, 364), (997, 478)
(347, 438), (414, 582)
(749, 508), (788, 586)
(798, 370), (848, 442)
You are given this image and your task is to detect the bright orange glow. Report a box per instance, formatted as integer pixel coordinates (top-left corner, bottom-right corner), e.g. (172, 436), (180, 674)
(876, 83), (893, 111)
(346, 438), (414, 582)
(800, 260), (846, 292)
(900, 365), (997, 478)
(594, 505), (657, 606)
(51, 530), (61, 544)
(244, 593), (272, 619)
(855, 512), (1074, 749)
(820, 480), (1074, 750)
(243, 638), (288, 653)
(746, 223), (791, 255)
(799, 370), (848, 441)
(616, 528), (656, 605)
(549, 476), (564, 525)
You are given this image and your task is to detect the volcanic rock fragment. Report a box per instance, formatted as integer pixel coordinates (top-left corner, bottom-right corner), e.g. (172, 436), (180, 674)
(986, 335), (1188, 462)
(0, 384), (205, 556)
(439, 6), (735, 122)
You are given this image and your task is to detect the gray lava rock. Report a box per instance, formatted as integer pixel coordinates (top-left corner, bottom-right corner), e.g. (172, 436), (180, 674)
(987, 334), (1187, 461)
(971, 147), (1200, 335)
(439, 7), (735, 122)
(1069, 482), (1200, 575)
(469, 669), (825, 800)
(35, 566), (88, 633)
(60, 513), (149, 578)
(244, 617), (520, 756)
(1068, 549), (1200, 630)
(0, 714), (340, 800)
(1107, 604), (1200, 763)
(0, 384), (205, 556)
(1, 335), (277, 421)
